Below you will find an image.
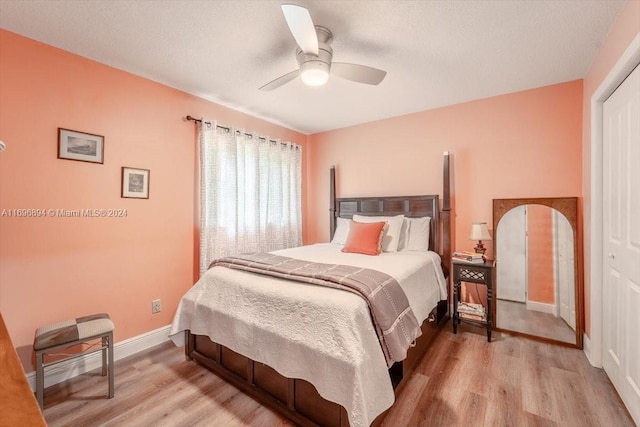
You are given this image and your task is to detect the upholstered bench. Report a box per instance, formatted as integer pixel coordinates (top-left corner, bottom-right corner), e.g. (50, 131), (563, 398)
(33, 313), (114, 409)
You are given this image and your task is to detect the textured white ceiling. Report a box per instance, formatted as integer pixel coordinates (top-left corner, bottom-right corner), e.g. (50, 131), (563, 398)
(0, 0), (626, 134)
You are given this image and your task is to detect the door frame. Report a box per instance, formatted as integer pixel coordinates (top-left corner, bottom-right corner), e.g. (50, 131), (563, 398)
(588, 32), (640, 367)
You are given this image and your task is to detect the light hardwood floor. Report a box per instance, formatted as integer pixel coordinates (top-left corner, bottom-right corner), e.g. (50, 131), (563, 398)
(42, 322), (634, 427)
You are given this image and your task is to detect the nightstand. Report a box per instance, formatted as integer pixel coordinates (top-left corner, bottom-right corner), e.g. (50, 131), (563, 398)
(452, 258), (494, 342)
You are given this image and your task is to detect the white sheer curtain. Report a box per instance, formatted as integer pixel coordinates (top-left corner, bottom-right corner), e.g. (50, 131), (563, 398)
(199, 121), (302, 275)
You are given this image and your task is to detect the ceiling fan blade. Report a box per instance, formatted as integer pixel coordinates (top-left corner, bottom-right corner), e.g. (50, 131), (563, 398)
(259, 69), (299, 91)
(331, 63), (387, 85)
(281, 4), (318, 56)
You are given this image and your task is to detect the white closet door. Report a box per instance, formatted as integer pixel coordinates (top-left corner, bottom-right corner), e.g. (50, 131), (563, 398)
(602, 63), (640, 425)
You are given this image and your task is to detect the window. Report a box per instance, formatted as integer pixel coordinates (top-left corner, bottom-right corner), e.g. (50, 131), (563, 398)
(199, 124), (302, 274)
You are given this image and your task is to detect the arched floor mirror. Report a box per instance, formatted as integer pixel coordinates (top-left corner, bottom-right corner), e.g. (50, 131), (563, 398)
(493, 197), (583, 348)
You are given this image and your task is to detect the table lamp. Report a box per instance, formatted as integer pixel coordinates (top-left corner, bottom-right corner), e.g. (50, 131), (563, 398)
(469, 222), (491, 255)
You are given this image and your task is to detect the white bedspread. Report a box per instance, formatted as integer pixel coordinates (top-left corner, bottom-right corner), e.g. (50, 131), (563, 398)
(169, 243), (447, 427)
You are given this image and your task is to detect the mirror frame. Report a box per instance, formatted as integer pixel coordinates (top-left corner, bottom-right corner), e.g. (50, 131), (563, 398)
(493, 197), (583, 348)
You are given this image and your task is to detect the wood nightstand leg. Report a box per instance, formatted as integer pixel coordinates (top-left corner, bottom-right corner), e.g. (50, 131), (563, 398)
(487, 285), (493, 342)
(452, 281), (460, 334)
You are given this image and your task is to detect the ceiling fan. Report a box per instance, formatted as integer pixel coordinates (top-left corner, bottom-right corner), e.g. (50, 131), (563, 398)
(259, 4), (387, 91)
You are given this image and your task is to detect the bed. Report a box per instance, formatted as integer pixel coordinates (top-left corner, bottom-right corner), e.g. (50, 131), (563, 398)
(170, 153), (453, 427)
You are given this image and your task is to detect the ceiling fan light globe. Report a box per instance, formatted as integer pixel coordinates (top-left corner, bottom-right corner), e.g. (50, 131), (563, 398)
(300, 61), (330, 87)
(301, 69), (329, 86)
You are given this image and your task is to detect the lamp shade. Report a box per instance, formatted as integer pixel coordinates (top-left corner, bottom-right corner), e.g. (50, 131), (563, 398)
(469, 222), (491, 241)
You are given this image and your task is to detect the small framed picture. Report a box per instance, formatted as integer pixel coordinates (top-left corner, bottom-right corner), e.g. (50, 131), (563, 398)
(121, 167), (150, 199)
(58, 128), (104, 164)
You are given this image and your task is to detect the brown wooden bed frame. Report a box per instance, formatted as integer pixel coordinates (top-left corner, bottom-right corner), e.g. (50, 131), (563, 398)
(185, 153), (453, 427)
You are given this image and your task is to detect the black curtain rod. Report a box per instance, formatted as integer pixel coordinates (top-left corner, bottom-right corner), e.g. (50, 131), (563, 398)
(186, 115), (286, 146)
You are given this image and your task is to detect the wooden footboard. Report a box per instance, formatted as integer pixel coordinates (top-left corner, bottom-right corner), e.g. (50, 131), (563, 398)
(185, 299), (448, 427)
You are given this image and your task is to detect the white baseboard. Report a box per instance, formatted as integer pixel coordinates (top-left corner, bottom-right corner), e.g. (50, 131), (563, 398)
(526, 300), (556, 315)
(27, 324), (172, 391)
(583, 333), (599, 367)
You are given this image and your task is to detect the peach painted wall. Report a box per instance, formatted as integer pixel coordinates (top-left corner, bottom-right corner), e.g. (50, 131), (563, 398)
(526, 205), (554, 304)
(0, 30), (307, 372)
(582, 1), (640, 337)
(307, 80), (583, 265)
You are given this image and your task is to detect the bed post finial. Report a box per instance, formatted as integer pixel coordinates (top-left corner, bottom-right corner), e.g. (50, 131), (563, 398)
(330, 166), (336, 240)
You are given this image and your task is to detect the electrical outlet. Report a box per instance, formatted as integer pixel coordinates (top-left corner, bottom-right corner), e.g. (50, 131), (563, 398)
(151, 299), (161, 314)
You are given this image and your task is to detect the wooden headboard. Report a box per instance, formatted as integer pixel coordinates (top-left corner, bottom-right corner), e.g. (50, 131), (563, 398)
(333, 195), (440, 252)
(328, 152), (452, 261)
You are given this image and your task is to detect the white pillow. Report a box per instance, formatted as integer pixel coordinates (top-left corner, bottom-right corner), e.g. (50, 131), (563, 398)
(352, 214), (405, 252)
(401, 217), (431, 252)
(331, 217), (350, 244)
(398, 218), (410, 250)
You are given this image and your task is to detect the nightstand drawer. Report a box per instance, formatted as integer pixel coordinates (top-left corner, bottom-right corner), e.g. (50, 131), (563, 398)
(453, 264), (491, 284)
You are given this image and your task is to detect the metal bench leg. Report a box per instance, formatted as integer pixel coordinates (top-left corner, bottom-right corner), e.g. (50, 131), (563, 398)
(101, 335), (107, 376)
(107, 332), (114, 398)
(35, 350), (44, 409)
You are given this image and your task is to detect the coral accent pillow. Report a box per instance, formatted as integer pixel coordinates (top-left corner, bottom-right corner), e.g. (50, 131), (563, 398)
(352, 214), (405, 252)
(342, 220), (387, 255)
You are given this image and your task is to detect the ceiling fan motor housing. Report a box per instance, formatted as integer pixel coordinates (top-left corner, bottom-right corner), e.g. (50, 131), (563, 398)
(297, 46), (332, 78)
